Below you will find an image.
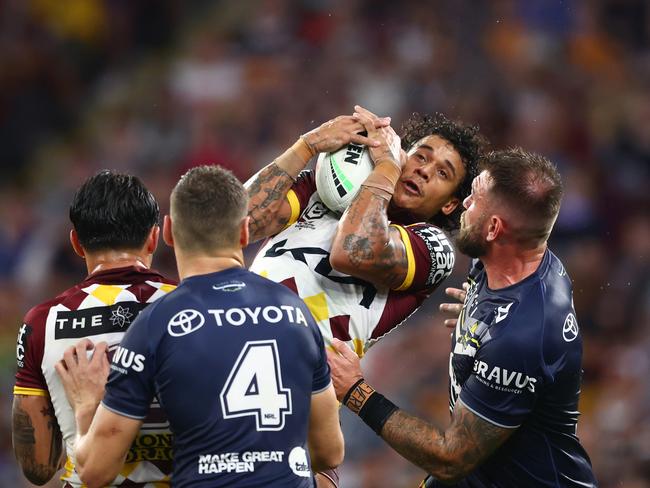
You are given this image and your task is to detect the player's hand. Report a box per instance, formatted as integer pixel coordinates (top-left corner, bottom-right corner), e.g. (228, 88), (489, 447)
(439, 282), (469, 328)
(302, 114), (391, 154)
(353, 105), (402, 169)
(326, 338), (364, 402)
(55, 339), (110, 415)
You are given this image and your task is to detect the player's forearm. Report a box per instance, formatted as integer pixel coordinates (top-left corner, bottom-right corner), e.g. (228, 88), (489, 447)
(381, 410), (472, 483)
(12, 396), (63, 485)
(245, 138), (315, 242)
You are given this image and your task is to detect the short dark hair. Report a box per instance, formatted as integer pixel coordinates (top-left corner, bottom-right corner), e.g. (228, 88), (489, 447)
(170, 165), (248, 253)
(70, 170), (159, 252)
(400, 112), (487, 231)
(482, 148), (563, 244)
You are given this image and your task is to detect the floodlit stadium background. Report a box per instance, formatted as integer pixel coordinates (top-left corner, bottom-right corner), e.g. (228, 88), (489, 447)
(0, 1), (648, 486)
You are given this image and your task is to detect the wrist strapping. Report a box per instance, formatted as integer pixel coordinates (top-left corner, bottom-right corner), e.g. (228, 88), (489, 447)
(361, 159), (402, 199)
(343, 379), (399, 435)
(273, 137), (316, 180)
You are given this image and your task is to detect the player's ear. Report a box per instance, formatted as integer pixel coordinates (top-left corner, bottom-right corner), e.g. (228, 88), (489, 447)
(69, 229), (85, 258)
(163, 215), (174, 248)
(486, 215), (503, 242)
(239, 216), (250, 248)
(146, 225), (160, 254)
(441, 197), (460, 216)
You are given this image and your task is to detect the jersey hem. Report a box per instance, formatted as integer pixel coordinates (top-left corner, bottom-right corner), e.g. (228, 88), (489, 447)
(101, 401), (147, 420)
(14, 386), (49, 396)
(312, 379), (333, 395)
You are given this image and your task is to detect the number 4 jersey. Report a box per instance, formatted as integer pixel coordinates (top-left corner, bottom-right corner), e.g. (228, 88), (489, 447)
(250, 171), (455, 356)
(102, 267), (331, 488)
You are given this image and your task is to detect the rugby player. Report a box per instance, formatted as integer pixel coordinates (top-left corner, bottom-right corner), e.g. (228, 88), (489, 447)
(247, 105), (486, 358)
(56, 166), (344, 488)
(12, 171), (176, 486)
(328, 148), (597, 487)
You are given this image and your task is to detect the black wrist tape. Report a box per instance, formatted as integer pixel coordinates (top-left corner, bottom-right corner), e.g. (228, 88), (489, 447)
(358, 391), (399, 435)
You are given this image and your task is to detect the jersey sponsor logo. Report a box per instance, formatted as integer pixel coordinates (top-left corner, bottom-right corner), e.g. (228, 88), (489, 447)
(111, 346), (146, 373)
(264, 239), (378, 308)
(197, 451), (285, 474)
(412, 226), (455, 287)
(125, 432), (173, 463)
(54, 303), (147, 339)
(16, 324), (32, 369)
(212, 281), (247, 292)
(494, 302), (513, 323)
(473, 359), (537, 393)
(167, 309), (205, 337)
(288, 446), (311, 477)
(209, 305), (308, 327)
(563, 313), (579, 342)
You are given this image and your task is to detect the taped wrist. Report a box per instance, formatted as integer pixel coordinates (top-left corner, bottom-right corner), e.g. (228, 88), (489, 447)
(273, 138), (316, 180)
(361, 159), (402, 199)
(343, 379), (398, 435)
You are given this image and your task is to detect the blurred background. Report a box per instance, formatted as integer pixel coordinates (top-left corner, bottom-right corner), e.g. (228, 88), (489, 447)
(0, 0), (648, 486)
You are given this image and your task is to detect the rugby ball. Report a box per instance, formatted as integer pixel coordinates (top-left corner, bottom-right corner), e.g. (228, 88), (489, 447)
(315, 142), (374, 214)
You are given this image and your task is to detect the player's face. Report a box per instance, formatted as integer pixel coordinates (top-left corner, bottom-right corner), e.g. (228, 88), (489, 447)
(457, 171), (492, 258)
(392, 135), (466, 220)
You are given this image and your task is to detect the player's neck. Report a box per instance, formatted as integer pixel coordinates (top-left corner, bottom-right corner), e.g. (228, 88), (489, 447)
(86, 250), (150, 276)
(482, 243), (546, 290)
(176, 250), (245, 281)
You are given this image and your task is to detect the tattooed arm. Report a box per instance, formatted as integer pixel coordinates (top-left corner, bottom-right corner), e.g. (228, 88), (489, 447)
(330, 107), (408, 289)
(327, 339), (513, 484)
(245, 114), (388, 243)
(12, 395), (64, 485)
(381, 403), (513, 483)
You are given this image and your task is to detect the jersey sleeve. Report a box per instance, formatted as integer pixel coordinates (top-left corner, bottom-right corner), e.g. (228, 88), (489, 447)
(391, 223), (455, 292)
(101, 305), (159, 419)
(14, 304), (50, 396)
(285, 170), (317, 226)
(458, 321), (544, 428)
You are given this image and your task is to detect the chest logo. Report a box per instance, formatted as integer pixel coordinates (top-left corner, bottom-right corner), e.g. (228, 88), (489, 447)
(562, 313), (579, 342)
(109, 305), (134, 328)
(168, 309), (205, 337)
(494, 302), (513, 323)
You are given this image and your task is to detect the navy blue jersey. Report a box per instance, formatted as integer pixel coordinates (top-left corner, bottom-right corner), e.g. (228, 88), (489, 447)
(426, 250), (596, 487)
(102, 267), (330, 487)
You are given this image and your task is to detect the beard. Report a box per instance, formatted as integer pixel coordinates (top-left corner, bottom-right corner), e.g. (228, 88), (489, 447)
(457, 213), (487, 258)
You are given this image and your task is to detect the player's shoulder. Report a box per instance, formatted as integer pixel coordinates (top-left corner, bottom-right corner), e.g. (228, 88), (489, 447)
(23, 281), (84, 326)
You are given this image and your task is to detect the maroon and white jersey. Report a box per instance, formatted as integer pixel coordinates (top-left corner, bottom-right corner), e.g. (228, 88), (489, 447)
(14, 266), (177, 487)
(250, 171), (455, 357)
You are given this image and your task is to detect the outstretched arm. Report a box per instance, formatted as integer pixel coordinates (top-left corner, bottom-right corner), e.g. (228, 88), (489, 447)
(245, 114), (388, 242)
(12, 395), (64, 485)
(327, 339), (513, 484)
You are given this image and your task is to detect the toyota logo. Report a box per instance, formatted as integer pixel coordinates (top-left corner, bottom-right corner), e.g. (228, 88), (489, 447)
(562, 313), (579, 342)
(168, 309), (205, 337)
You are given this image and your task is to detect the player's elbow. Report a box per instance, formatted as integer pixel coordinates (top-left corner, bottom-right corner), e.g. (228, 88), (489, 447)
(77, 463), (118, 488)
(428, 457), (473, 485)
(311, 438), (344, 473)
(21, 466), (56, 486)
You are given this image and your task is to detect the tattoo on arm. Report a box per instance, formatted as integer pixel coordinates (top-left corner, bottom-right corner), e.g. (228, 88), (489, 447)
(337, 188), (408, 287)
(247, 164), (295, 241)
(12, 398), (63, 484)
(380, 403), (512, 483)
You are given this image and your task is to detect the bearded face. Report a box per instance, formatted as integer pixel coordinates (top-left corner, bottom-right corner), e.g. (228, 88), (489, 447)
(456, 211), (488, 258)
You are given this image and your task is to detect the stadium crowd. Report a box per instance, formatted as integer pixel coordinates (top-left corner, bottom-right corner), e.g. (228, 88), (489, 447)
(0, 0), (648, 486)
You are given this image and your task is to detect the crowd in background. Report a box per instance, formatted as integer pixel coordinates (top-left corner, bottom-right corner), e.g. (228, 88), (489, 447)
(0, 0), (648, 486)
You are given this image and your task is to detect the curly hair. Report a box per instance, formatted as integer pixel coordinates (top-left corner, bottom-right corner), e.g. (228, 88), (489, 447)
(400, 113), (488, 232)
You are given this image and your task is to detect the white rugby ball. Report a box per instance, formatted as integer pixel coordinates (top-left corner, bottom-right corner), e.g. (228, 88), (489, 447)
(315, 142), (373, 214)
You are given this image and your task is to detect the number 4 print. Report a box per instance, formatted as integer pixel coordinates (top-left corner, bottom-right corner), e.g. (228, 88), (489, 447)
(220, 340), (292, 431)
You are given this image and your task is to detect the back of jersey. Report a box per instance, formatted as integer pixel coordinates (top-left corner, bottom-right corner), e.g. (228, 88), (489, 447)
(102, 267), (330, 488)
